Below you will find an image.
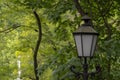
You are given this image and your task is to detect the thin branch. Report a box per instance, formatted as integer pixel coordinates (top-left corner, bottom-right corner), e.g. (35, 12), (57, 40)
(33, 10), (42, 80)
(103, 0), (114, 16)
(96, 1), (113, 40)
(73, 0), (85, 16)
(0, 25), (21, 33)
(96, 1), (113, 79)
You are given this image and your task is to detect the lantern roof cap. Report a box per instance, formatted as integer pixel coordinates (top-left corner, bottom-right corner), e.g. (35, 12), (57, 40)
(73, 15), (98, 35)
(73, 26), (99, 34)
(81, 15), (91, 20)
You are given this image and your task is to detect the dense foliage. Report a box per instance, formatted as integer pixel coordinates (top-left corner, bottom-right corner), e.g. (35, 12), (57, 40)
(0, 0), (120, 80)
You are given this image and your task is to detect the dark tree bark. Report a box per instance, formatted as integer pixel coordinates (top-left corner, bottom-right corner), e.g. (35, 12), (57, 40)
(73, 0), (85, 16)
(33, 10), (42, 80)
(73, 0), (93, 26)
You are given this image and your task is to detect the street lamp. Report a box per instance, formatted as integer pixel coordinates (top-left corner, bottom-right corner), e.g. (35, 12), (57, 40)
(70, 15), (101, 80)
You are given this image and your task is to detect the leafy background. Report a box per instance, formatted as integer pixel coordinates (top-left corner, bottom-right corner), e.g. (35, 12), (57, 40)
(0, 0), (120, 80)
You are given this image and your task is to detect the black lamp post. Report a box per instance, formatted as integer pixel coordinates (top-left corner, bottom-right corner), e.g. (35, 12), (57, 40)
(70, 15), (101, 80)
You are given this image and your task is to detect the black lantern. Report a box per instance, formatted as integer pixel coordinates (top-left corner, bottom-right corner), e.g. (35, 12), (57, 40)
(73, 15), (99, 57)
(70, 15), (100, 80)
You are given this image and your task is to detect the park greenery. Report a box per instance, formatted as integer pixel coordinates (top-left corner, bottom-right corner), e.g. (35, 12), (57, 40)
(0, 0), (120, 80)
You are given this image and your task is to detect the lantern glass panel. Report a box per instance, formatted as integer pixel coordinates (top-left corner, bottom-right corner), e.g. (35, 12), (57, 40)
(82, 34), (93, 57)
(74, 34), (82, 56)
(90, 35), (98, 56)
(74, 34), (98, 57)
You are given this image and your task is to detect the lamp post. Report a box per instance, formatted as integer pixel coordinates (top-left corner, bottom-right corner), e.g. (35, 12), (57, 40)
(70, 15), (101, 80)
